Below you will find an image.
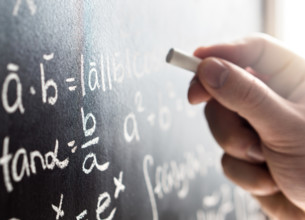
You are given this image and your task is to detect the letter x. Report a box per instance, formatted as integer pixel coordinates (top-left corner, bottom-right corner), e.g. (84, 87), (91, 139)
(113, 171), (125, 199)
(52, 194), (64, 220)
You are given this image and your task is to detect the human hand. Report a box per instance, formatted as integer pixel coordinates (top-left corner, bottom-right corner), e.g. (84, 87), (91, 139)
(188, 33), (305, 219)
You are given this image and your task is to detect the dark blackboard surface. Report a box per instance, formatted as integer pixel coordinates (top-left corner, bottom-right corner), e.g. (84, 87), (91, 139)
(0, 1), (265, 219)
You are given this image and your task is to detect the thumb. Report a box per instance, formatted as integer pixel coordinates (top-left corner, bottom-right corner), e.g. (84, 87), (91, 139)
(197, 57), (296, 139)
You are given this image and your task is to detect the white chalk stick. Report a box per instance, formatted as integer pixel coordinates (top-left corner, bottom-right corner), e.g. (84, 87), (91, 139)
(166, 48), (201, 73)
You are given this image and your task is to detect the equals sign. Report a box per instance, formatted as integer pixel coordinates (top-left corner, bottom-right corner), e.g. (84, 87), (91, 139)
(66, 78), (77, 91)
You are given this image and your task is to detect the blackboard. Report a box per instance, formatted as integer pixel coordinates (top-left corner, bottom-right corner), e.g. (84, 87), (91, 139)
(0, 1), (265, 219)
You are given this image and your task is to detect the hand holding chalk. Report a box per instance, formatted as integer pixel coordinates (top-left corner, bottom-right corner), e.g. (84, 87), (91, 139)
(169, 34), (305, 219)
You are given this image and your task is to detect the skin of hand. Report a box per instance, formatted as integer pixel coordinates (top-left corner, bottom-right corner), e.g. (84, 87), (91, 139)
(188, 33), (305, 219)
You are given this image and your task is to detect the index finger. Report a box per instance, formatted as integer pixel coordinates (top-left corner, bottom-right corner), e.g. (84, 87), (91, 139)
(194, 33), (299, 76)
(194, 33), (305, 99)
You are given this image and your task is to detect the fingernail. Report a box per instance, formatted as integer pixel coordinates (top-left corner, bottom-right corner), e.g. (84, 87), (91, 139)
(201, 58), (229, 88)
(247, 145), (265, 162)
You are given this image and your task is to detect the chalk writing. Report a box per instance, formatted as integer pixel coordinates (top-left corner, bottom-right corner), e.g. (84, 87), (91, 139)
(52, 194), (65, 220)
(135, 91), (145, 113)
(80, 107), (109, 174)
(143, 148), (213, 220)
(29, 86), (36, 95)
(12, 0), (37, 16)
(89, 62), (100, 91)
(196, 186), (265, 220)
(113, 171), (125, 199)
(96, 192), (117, 220)
(67, 140), (77, 153)
(124, 112), (140, 143)
(0, 48), (262, 220)
(66, 78), (77, 91)
(76, 210), (88, 220)
(2, 64), (25, 114)
(0, 136), (69, 193)
(41, 53), (58, 105)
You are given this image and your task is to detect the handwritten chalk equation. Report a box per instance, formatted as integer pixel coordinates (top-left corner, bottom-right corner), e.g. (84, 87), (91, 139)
(80, 50), (158, 96)
(1, 54), (58, 115)
(50, 171), (125, 220)
(0, 103), (116, 193)
(123, 87), (197, 143)
(0, 136), (69, 193)
(196, 186), (265, 220)
(0, 51), (162, 116)
(143, 146), (216, 220)
(80, 107), (109, 174)
(0, 47), (263, 220)
(142, 150), (265, 220)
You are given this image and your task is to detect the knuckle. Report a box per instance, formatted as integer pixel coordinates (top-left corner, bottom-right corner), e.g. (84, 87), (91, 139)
(250, 178), (275, 196)
(239, 78), (267, 113)
(200, 57), (218, 73)
(202, 57), (220, 66)
(250, 178), (266, 194)
(218, 136), (234, 153)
